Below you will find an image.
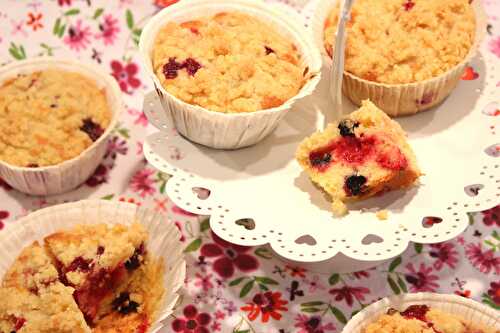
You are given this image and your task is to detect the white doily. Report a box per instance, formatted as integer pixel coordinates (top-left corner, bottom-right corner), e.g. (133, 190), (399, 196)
(143, 48), (499, 263)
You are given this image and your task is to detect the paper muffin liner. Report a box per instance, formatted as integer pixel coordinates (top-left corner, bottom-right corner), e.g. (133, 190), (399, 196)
(0, 200), (186, 333)
(342, 293), (500, 333)
(139, 0), (322, 149)
(0, 58), (123, 195)
(311, 0), (487, 117)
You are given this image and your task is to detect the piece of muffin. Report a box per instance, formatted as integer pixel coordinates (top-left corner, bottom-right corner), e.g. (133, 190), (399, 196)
(152, 11), (309, 113)
(44, 223), (148, 324)
(0, 243), (90, 333)
(296, 100), (421, 215)
(323, 0), (476, 85)
(364, 305), (499, 333)
(0, 69), (112, 167)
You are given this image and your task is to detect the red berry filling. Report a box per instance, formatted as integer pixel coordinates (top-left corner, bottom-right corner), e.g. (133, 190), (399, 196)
(162, 57), (202, 79)
(400, 305), (429, 321)
(80, 118), (104, 142)
(308, 135), (408, 172)
(13, 316), (26, 331)
(403, 0), (415, 11)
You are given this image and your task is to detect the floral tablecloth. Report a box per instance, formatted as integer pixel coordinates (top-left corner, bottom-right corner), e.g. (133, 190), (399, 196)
(0, 0), (499, 332)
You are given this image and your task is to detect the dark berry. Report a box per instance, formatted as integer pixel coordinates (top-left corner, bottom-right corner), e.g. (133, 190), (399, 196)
(183, 58), (202, 76)
(67, 256), (93, 273)
(344, 175), (367, 196)
(97, 246), (105, 255)
(112, 292), (140, 315)
(338, 119), (359, 137)
(26, 163), (39, 168)
(162, 57), (183, 79)
(310, 152), (332, 169)
(124, 243), (145, 271)
(400, 305), (429, 321)
(264, 46), (275, 55)
(80, 118), (104, 142)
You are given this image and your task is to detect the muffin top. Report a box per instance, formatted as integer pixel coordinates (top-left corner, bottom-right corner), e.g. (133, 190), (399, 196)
(153, 11), (309, 113)
(364, 305), (498, 333)
(0, 69), (112, 167)
(324, 0), (476, 84)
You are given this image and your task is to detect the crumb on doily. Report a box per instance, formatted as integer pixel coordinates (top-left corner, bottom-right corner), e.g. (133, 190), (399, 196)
(376, 210), (389, 220)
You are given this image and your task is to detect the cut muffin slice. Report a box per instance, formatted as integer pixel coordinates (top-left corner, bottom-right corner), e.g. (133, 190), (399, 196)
(0, 243), (90, 333)
(296, 100), (421, 216)
(44, 223), (148, 324)
(93, 255), (165, 333)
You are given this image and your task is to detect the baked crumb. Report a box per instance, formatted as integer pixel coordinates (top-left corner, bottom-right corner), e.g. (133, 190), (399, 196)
(376, 210), (389, 220)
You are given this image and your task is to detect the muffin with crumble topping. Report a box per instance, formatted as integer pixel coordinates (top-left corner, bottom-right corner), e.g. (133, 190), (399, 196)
(315, 0), (484, 116)
(0, 69), (111, 168)
(141, 0), (322, 149)
(0, 58), (122, 195)
(153, 11), (308, 113)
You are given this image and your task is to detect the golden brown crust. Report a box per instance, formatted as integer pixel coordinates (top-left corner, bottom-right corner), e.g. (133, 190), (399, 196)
(153, 11), (307, 113)
(0, 69), (112, 167)
(323, 0), (476, 84)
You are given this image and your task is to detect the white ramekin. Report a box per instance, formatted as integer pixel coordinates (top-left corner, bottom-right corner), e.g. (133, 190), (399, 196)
(0, 57), (123, 195)
(140, 0), (322, 149)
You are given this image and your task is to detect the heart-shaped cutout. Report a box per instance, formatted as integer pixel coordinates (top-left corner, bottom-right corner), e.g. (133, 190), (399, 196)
(482, 102), (500, 116)
(192, 187), (211, 200)
(361, 234), (384, 245)
(484, 144), (500, 158)
(464, 184), (484, 197)
(235, 218), (255, 230)
(294, 235), (317, 246)
(422, 217), (443, 228)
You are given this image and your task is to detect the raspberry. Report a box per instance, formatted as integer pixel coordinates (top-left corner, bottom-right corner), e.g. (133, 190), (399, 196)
(162, 57), (183, 79)
(183, 58), (202, 76)
(400, 305), (429, 321)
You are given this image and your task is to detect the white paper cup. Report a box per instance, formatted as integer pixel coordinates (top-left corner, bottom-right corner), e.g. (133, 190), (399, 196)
(311, 0), (487, 116)
(139, 0), (322, 149)
(0, 200), (186, 333)
(0, 58), (123, 195)
(342, 293), (500, 333)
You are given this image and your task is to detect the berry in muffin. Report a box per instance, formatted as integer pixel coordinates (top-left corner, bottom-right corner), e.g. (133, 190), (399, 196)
(153, 11), (311, 113)
(0, 70), (112, 167)
(365, 305), (499, 333)
(323, 0), (476, 84)
(296, 100), (421, 215)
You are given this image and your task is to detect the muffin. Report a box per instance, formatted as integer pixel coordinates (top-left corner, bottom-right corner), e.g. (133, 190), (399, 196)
(296, 100), (421, 215)
(0, 58), (122, 195)
(317, 0), (483, 116)
(0, 243), (90, 333)
(0, 223), (165, 333)
(364, 305), (499, 333)
(0, 70), (111, 167)
(140, 0), (322, 149)
(152, 12), (308, 113)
